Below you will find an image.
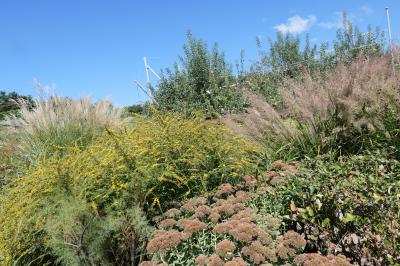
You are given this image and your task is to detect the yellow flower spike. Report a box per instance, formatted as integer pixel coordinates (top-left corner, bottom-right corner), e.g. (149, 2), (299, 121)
(91, 201), (98, 210)
(151, 197), (161, 208)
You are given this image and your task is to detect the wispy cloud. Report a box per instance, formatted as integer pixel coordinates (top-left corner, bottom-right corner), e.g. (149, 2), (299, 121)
(361, 5), (374, 16)
(318, 12), (344, 29)
(319, 6), (372, 30)
(274, 15), (317, 34)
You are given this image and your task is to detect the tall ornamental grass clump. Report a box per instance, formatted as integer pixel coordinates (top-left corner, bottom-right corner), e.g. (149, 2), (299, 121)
(264, 57), (400, 160)
(0, 113), (258, 265)
(3, 94), (122, 163)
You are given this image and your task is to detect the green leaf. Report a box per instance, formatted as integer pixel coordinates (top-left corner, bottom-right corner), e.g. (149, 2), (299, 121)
(343, 213), (355, 224)
(306, 206), (314, 217)
(322, 218), (330, 227)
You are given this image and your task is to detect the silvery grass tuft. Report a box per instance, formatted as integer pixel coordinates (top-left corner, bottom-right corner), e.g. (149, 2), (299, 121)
(3, 85), (123, 163)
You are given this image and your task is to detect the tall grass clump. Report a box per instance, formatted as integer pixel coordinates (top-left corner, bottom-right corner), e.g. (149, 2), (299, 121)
(3, 94), (122, 163)
(283, 57), (400, 156)
(224, 56), (400, 160)
(265, 57), (400, 160)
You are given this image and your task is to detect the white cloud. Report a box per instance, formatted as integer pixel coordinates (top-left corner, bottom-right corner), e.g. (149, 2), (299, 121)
(361, 5), (374, 16)
(319, 12), (344, 29)
(319, 7), (371, 30)
(274, 15), (317, 34)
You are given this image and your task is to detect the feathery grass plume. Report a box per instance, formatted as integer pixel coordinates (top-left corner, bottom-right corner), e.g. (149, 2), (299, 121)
(227, 56), (400, 159)
(3, 85), (122, 163)
(222, 90), (289, 144)
(278, 56), (400, 158)
(282, 56), (399, 126)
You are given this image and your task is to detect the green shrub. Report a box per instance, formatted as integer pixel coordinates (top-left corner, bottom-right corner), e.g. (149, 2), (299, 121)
(0, 113), (257, 265)
(263, 152), (400, 265)
(154, 32), (247, 115)
(333, 15), (385, 64)
(45, 196), (153, 266)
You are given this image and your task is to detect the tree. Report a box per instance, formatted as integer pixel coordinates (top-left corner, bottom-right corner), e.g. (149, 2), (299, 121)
(154, 32), (247, 115)
(0, 91), (34, 121)
(333, 14), (385, 64)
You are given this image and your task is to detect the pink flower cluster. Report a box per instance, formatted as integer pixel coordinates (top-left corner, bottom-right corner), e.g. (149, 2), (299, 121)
(142, 161), (353, 265)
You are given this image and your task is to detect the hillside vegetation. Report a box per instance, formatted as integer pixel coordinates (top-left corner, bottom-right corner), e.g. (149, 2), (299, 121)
(1, 17), (400, 266)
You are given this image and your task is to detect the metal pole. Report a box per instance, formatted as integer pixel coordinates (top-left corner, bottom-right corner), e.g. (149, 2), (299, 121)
(148, 65), (161, 80)
(386, 7), (396, 75)
(144, 57), (151, 85)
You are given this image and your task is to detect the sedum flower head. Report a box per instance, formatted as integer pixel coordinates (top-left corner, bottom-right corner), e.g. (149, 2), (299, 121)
(215, 239), (236, 259)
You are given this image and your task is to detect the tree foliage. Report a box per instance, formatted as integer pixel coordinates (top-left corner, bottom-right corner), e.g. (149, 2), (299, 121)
(334, 14), (385, 64)
(154, 32), (247, 115)
(0, 91), (34, 121)
(248, 14), (385, 106)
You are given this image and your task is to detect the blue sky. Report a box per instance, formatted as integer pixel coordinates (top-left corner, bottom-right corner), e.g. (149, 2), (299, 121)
(1, 0), (399, 106)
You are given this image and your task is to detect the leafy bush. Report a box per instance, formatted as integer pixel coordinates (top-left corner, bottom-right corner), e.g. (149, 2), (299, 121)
(0, 113), (257, 265)
(260, 153), (400, 265)
(333, 15), (385, 64)
(154, 32), (247, 115)
(123, 104), (144, 116)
